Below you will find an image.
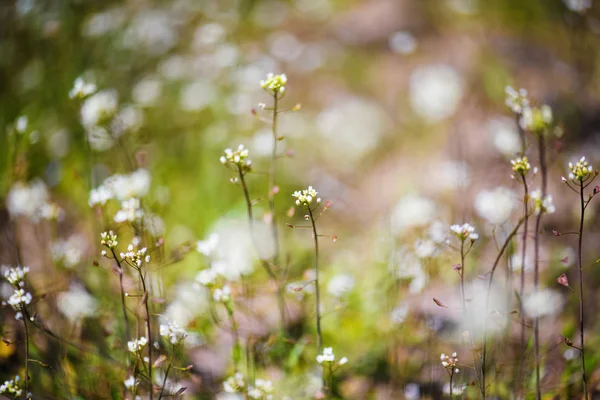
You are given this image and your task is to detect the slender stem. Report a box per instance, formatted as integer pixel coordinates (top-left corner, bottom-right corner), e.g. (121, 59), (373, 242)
(460, 241), (466, 313)
(158, 350), (174, 399)
(139, 271), (153, 400)
(23, 306), (30, 396)
(237, 167), (287, 330)
(111, 248), (131, 343)
(481, 215), (528, 400)
(450, 372), (454, 399)
(227, 305), (241, 368)
(517, 176), (529, 391)
(269, 94), (281, 267)
(533, 134), (547, 400)
(307, 206), (322, 351)
(578, 180), (589, 400)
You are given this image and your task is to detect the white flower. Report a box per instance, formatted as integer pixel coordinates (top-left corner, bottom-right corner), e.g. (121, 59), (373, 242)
(292, 186), (320, 207)
(80, 89), (118, 127)
(409, 64), (463, 122)
(316, 347), (344, 365)
(197, 233), (219, 257)
(327, 274), (355, 298)
(390, 195), (436, 235)
(3, 266), (29, 286)
(69, 77), (97, 100)
(519, 105), (553, 133)
(159, 320), (187, 344)
(195, 268), (218, 287)
(414, 239), (436, 258)
(213, 285), (231, 302)
(100, 231), (118, 248)
(0, 376), (22, 396)
(124, 375), (138, 390)
(390, 304), (409, 325)
(7, 289), (32, 308)
(450, 223), (479, 241)
(511, 156), (531, 176)
(563, 0), (592, 13)
(523, 289), (564, 318)
(7, 180), (50, 222)
(568, 156), (594, 182)
(531, 190), (556, 215)
(51, 236), (85, 268)
(248, 379), (274, 399)
(220, 145), (252, 171)
(15, 116), (28, 133)
(57, 284), (98, 322)
(223, 372), (245, 393)
(127, 336), (148, 353)
(260, 72), (287, 93)
(474, 187), (516, 225)
(440, 352), (459, 370)
(505, 86), (529, 114)
(114, 198), (143, 223)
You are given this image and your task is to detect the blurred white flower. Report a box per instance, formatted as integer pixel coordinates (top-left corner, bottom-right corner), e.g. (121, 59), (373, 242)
(57, 284), (98, 322)
(523, 289), (564, 318)
(409, 64), (463, 122)
(69, 77), (97, 100)
(122, 10), (178, 55)
(159, 319), (187, 344)
(7, 180), (49, 222)
(414, 239), (436, 258)
(450, 223), (479, 241)
(531, 190), (556, 215)
(165, 282), (209, 327)
(80, 89), (118, 127)
(390, 247), (428, 293)
(180, 80), (217, 111)
(474, 187), (516, 225)
(563, 0), (592, 13)
(488, 117), (522, 156)
(390, 303), (409, 325)
(51, 236), (85, 268)
(390, 195), (436, 235)
(327, 274), (355, 298)
(114, 198), (143, 223)
(388, 31), (417, 55)
(404, 383), (420, 400)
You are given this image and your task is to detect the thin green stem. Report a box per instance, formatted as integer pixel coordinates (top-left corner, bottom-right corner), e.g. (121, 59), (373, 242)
(269, 93), (281, 267)
(307, 206), (322, 352)
(517, 176), (529, 393)
(23, 306), (30, 397)
(138, 271), (153, 400)
(578, 180), (589, 400)
(481, 214), (528, 400)
(158, 349), (174, 399)
(110, 248), (131, 343)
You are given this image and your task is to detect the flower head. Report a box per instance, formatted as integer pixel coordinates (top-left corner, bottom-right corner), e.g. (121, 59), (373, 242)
(213, 285), (231, 302)
(100, 231), (118, 248)
(223, 372), (245, 393)
(440, 352), (459, 373)
(0, 376), (23, 397)
(7, 289), (32, 309)
(292, 186), (321, 207)
(220, 145), (252, 172)
(511, 156), (531, 176)
(69, 77), (97, 100)
(519, 105), (553, 134)
(568, 156), (595, 182)
(260, 73), (287, 94)
(120, 242), (150, 268)
(3, 266), (29, 287)
(160, 320), (187, 345)
(127, 336), (148, 353)
(450, 223), (479, 242)
(531, 190), (556, 215)
(505, 86), (530, 114)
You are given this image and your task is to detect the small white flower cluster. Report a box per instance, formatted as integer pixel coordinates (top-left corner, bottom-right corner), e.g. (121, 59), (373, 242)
(220, 145), (252, 171)
(316, 347), (348, 366)
(440, 352), (459, 373)
(531, 190), (556, 215)
(195, 268), (218, 287)
(51, 236), (84, 268)
(292, 186), (321, 207)
(520, 105), (553, 134)
(213, 285), (231, 302)
(568, 156), (594, 182)
(0, 376), (23, 397)
(69, 77), (97, 100)
(8, 289), (33, 309)
(7, 180), (60, 223)
(114, 197), (144, 223)
(160, 320), (187, 344)
(100, 231), (118, 248)
(511, 156), (531, 176)
(124, 375), (138, 390)
(120, 243), (150, 268)
(260, 73), (287, 94)
(248, 379), (274, 400)
(223, 372), (245, 393)
(88, 169), (151, 219)
(450, 223), (479, 241)
(127, 336), (148, 353)
(4, 266), (29, 286)
(505, 86), (529, 114)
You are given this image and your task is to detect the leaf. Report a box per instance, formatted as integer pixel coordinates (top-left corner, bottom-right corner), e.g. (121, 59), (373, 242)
(557, 273), (569, 287)
(433, 298), (448, 308)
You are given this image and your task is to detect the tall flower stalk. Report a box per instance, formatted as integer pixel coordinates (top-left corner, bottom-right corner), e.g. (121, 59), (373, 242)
(293, 186), (325, 351)
(562, 156), (598, 400)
